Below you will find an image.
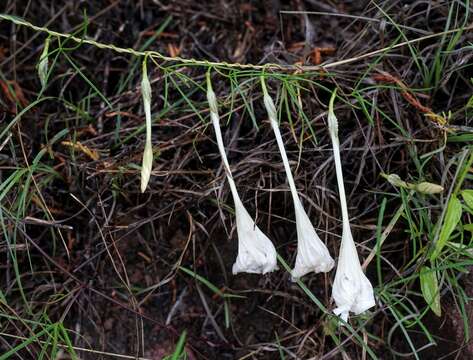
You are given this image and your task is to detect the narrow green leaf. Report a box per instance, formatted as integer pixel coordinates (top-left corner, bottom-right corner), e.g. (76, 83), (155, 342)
(179, 266), (244, 299)
(171, 330), (187, 360)
(431, 196), (462, 260)
(461, 190), (473, 209)
(0, 327), (50, 359)
(420, 266), (441, 316)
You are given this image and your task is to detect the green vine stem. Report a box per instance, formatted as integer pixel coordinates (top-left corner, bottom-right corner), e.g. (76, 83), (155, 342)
(0, 13), (472, 72)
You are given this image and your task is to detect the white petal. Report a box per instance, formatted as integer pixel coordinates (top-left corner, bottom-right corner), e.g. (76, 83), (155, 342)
(291, 202), (334, 279)
(332, 230), (375, 321)
(232, 199), (278, 274)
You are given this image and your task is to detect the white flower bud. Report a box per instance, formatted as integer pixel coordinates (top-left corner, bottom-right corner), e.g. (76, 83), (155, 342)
(328, 90), (375, 322)
(140, 60), (153, 193)
(415, 182), (444, 194)
(383, 173), (443, 195)
(207, 73), (278, 274)
(38, 38), (50, 88)
(261, 78), (333, 279)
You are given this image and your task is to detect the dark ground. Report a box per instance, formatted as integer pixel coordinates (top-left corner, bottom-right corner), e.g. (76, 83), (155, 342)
(1, 1), (473, 359)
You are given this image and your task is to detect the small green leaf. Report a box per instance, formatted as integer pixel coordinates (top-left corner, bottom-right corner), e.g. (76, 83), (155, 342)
(461, 190), (473, 209)
(464, 223), (473, 234)
(179, 266), (245, 299)
(420, 266), (441, 316)
(431, 196), (462, 260)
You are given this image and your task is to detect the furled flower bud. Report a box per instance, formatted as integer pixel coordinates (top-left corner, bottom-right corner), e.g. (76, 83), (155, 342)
(140, 59), (153, 193)
(328, 90), (375, 322)
(415, 182), (444, 194)
(261, 77), (334, 279)
(207, 73), (278, 274)
(37, 37), (50, 88)
(382, 173), (444, 195)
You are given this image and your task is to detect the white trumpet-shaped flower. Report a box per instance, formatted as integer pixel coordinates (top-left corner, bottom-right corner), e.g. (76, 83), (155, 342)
(328, 90), (375, 322)
(261, 78), (334, 280)
(207, 73), (278, 274)
(140, 59), (153, 193)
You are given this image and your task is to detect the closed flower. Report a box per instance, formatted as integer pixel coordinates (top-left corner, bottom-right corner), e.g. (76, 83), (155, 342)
(328, 90), (375, 322)
(208, 74), (278, 274)
(140, 59), (153, 193)
(261, 78), (333, 279)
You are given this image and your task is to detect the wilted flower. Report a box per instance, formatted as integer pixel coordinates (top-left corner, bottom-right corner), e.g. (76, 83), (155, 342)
(261, 78), (334, 279)
(328, 90), (375, 322)
(383, 173), (408, 189)
(140, 59), (153, 193)
(207, 73), (278, 274)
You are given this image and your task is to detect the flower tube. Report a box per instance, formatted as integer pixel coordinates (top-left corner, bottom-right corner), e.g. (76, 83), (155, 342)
(261, 78), (334, 279)
(207, 73), (278, 274)
(328, 90), (375, 322)
(140, 59), (153, 193)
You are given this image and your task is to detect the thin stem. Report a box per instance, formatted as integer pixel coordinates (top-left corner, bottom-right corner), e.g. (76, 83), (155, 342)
(207, 75), (240, 202)
(209, 112), (239, 197)
(1, 13), (471, 72)
(261, 78), (300, 205)
(271, 120), (300, 205)
(328, 91), (350, 226)
(142, 63), (152, 142)
(331, 133), (350, 226)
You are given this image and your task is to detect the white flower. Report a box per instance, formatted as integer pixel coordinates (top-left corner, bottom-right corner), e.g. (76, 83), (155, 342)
(328, 90), (375, 322)
(231, 196), (279, 274)
(207, 73), (278, 274)
(291, 201), (334, 278)
(261, 78), (333, 279)
(332, 226), (375, 322)
(140, 60), (153, 193)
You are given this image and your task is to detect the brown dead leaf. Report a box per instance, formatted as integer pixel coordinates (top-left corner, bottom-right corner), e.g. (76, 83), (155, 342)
(167, 43), (181, 57)
(311, 47), (336, 65)
(374, 71), (448, 127)
(0, 79), (29, 112)
(61, 141), (100, 160)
